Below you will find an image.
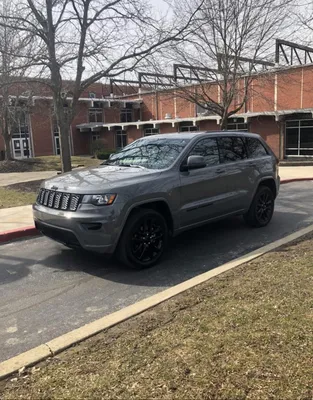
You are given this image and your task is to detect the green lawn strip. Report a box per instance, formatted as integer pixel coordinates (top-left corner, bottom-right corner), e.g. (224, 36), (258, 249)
(0, 187), (37, 209)
(1, 235), (313, 399)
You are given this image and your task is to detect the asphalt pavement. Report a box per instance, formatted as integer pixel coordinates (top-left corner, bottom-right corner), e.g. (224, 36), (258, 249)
(1, 181), (313, 363)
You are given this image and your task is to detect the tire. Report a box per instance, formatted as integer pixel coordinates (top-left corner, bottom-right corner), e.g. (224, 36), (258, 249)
(244, 185), (275, 228)
(116, 209), (169, 269)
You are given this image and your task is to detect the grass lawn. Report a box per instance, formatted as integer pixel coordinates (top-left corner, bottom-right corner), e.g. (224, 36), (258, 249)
(0, 180), (42, 209)
(25, 155), (102, 171)
(1, 234), (313, 399)
(0, 156), (102, 208)
(0, 187), (37, 209)
(0, 156), (101, 173)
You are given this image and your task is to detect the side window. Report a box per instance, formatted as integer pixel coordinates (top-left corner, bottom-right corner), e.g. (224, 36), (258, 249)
(189, 138), (219, 166)
(217, 137), (247, 163)
(246, 138), (268, 158)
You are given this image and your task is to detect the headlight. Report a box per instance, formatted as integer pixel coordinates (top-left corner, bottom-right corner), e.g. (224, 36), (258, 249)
(82, 194), (116, 206)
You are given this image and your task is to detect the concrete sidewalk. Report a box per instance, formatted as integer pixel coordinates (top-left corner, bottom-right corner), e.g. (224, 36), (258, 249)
(0, 205), (34, 232)
(0, 171), (57, 187)
(279, 166), (313, 181)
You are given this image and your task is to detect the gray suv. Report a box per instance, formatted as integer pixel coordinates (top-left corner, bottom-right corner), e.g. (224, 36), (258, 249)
(33, 131), (280, 269)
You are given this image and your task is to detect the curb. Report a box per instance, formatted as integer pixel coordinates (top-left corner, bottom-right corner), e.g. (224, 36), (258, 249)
(0, 226), (39, 244)
(1, 223), (313, 380)
(281, 178), (313, 184)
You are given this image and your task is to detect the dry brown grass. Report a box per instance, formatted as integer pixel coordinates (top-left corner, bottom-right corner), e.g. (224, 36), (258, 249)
(1, 235), (313, 400)
(0, 156), (101, 173)
(0, 187), (37, 209)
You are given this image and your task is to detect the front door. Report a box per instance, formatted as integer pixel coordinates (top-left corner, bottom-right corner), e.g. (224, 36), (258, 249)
(179, 137), (230, 228)
(12, 138), (31, 159)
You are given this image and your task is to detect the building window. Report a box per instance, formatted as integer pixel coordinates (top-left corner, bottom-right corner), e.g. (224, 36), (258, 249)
(227, 118), (248, 131)
(11, 109), (30, 138)
(286, 119), (313, 156)
(144, 126), (159, 136)
(52, 120), (61, 155)
(120, 104), (133, 123)
(89, 107), (103, 123)
(92, 134), (100, 142)
(179, 121), (199, 132)
(116, 130), (127, 149)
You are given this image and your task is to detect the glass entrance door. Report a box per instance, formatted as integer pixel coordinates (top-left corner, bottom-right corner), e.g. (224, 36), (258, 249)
(54, 136), (61, 155)
(12, 138), (31, 159)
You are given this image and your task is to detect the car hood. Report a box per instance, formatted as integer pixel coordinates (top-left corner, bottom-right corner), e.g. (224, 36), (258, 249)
(42, 165), (162, 194)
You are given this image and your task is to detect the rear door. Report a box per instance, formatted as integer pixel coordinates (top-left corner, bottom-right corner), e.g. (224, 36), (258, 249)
(245, 136), (277, 201)
(179, 137), (230, 228)
(216, 136), (253, 212)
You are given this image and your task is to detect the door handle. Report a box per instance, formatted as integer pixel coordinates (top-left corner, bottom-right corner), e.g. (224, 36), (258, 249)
(216, 169), (225, 174)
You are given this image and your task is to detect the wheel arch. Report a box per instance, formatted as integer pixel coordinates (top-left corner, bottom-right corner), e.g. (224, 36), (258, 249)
(258, 178), (277, 199)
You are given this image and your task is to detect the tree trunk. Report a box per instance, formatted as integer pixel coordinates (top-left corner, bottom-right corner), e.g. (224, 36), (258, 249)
(3, 133), (12, 160)
(220, 115), (228, 131)
(59, 120), (72, 173)
(54, 98), (72, 173)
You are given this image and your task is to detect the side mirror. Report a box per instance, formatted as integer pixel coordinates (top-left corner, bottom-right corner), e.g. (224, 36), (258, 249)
(186, 155), (206, 170)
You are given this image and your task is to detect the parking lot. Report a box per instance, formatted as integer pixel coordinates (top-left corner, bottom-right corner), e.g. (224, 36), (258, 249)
(1, 181), (313, 363)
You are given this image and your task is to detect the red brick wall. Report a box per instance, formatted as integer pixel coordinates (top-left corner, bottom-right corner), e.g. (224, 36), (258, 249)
(104, 105), (121, 123)
(141, 94), (156, 121)
(277, 70), (302, 110)
(249, 116), (280, 157)
(301, 67), (313, 109)
(199, 120), (220, 131)
(30, 101), (54, 156)
(103, 130), (115, 150)
(158, 92), (175, 120)
(127, 126), (143, 144)
(175, 91), (196, 118)
(250, 75), (275, 113)
(160, 124), (178, 134)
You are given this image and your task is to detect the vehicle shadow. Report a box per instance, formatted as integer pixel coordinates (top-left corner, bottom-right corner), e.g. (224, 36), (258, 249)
(29, 208), (313, 287)
(1, 207), (312, 288)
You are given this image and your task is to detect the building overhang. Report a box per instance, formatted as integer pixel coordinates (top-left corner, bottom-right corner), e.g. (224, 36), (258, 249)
(234, 108), (313, 122)
(0, 95), (142, 107)
(76, 115), (222, 132)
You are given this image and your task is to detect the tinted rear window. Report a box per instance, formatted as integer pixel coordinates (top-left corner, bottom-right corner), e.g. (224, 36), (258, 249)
(217, 137), (247, 163)
(245, 138), (268, 158)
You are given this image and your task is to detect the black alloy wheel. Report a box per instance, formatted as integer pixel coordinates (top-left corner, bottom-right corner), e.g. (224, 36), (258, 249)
(244, 186), (275, 228)
(117, 209), (168, 269)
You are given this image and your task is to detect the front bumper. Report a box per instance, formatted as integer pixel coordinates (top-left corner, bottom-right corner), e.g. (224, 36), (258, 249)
(33, 203), (121, 254)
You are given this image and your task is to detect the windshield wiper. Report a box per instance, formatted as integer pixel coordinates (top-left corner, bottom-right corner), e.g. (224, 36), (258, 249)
(120, 164), (147, 169)
(102, 161), (147, 169)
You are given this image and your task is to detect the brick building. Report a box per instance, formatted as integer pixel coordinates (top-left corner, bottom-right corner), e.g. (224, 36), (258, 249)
(2, 62), (313, 160)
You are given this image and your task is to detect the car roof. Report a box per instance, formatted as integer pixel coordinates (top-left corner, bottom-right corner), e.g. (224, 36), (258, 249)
(144, 131), (261, 140)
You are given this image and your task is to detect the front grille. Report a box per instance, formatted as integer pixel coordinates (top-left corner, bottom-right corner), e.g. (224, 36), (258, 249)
(37, 189), (82, 212)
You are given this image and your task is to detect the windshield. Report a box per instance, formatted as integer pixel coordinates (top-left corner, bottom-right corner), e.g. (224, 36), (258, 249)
(104, 137), (191, 170)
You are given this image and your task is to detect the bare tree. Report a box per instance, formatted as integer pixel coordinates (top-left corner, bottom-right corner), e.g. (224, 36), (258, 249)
(1, 0), (201, 171)
(0, 0), (34, 160)
(154, 0), (294, 129)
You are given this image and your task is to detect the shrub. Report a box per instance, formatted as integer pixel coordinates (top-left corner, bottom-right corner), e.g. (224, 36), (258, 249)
(96, 149), (115, 160)
(91, 139), (107, 155)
